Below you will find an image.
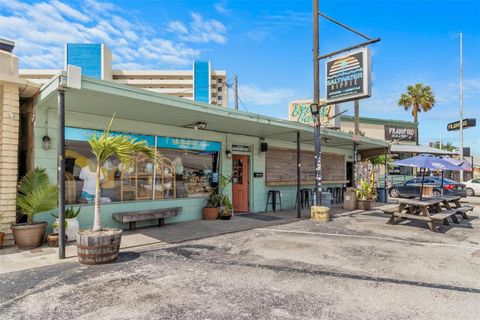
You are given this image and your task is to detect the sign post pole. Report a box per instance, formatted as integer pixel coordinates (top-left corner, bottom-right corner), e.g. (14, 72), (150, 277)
(312, 0), (322, 206)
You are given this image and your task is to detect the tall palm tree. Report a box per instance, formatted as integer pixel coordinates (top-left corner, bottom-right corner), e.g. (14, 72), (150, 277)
(398, 83), (436, 123)
(88, 114), (156, 231)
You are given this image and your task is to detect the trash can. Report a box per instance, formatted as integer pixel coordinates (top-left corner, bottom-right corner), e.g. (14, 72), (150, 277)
(321, 192), (332, 208)
(377, 188), (387, 203)
(343, 188), (357, 210)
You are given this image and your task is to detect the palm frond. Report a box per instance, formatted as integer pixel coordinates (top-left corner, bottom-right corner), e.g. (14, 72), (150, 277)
(17, 185), (57, 223)
(17, 167), (51, 196)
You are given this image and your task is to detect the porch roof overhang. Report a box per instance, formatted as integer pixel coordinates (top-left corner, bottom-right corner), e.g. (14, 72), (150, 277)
(35, 74), (388, 152)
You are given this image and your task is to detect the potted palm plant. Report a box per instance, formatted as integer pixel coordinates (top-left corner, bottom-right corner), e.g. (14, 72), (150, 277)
(355, 178), (376, 210)
(202, 174), (232, 220)
(51, 207), (80, 242)
(12, 168), (57, 249)
(76, 115), (157, 265)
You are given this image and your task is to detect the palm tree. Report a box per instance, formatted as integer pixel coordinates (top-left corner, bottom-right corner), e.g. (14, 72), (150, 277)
(88, 114), (156, 231)
(398, 83), (436, 123)
(16, 168), (57, 224)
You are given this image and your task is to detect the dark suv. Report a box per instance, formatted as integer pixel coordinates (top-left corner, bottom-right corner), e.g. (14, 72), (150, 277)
(389, 177), (467, 198)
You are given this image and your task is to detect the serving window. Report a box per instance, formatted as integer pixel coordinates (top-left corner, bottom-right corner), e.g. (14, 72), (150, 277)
(64, 127), (220, 204)
(265, 147), (345, 185)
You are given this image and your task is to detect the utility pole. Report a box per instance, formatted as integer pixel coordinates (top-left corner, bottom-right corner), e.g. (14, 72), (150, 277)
(459, 33), (464, 182)
(313, 0), (322, 206)
(234, 74), (238, 111)
(354, 100), (360, 135)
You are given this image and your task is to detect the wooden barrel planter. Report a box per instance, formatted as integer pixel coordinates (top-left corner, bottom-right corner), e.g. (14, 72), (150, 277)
(76, 229), (123, 265)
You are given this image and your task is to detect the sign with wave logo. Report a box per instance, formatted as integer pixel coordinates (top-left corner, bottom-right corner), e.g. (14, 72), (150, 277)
(288, 100), (340, 128)
(326, 47), (371, 104)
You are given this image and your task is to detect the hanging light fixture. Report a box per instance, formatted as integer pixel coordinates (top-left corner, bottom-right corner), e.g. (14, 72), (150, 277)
(42, 109), (52, 150)
(42, 135), (52, 150)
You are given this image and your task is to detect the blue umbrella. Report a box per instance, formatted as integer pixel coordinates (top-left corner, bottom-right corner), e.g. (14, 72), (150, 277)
(438, 155), (471, 171)
(393, 154), (463, 199)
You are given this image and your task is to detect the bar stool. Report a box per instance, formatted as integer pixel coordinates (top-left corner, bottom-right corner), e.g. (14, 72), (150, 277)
(295, 188), (312, 209)
(266, 190), (282, 212)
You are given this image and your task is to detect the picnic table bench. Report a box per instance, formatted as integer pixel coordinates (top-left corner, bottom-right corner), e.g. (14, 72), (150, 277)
(428, 195), (473, 219)
(387, 198), (459, 232)
(113, 207), (182, 230)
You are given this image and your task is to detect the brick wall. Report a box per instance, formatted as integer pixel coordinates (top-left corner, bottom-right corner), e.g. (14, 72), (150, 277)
(0, 84), (20, 246)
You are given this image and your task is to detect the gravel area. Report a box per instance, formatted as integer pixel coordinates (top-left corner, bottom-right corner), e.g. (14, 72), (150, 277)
(1, 208), (480, 320)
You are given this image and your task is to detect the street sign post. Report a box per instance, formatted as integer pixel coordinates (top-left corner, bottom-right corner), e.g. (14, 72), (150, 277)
(447, 118), (476, 131)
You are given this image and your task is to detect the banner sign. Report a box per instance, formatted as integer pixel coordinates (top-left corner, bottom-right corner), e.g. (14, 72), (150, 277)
(157, 137), (221, 152)
(65, 127), (155, 146)
(384, 126), (417, 142)
(325, 47), (371, 104)
(65, 127), (221, 151)
(447, 118), (476, 131)
(288, 100), (341, 128)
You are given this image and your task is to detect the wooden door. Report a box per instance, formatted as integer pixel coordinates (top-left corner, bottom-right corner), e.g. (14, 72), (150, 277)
(232, 155), (249, 212)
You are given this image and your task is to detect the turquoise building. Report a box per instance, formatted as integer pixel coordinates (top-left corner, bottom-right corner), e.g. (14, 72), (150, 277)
(27, 72), (388, 232)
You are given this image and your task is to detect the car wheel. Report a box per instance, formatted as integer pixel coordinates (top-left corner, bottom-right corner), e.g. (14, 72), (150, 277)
(466, 188), (475, 197)
(432, 190), (441, 196)
(389, 188), (400, 198)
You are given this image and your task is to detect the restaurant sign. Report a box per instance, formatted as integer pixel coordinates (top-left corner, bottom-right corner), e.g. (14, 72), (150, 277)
(447, 118), (476, 131)
(288, 100), (341, 128)
(325, 47), (371, 105)
(384, 126), (417, 142)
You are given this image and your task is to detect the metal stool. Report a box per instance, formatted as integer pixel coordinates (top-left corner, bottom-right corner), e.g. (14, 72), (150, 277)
(266, 190), (282, 212)
(295, 188), (312, 209)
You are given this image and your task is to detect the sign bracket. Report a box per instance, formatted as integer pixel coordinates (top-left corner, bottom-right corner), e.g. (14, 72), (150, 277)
(317, 11), (381, 61)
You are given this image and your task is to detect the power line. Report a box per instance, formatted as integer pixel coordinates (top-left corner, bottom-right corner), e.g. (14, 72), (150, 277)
(238, 96), (249, 112)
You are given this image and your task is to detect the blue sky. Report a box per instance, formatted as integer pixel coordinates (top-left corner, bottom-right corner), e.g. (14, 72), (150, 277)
(1, 0), (479, 153)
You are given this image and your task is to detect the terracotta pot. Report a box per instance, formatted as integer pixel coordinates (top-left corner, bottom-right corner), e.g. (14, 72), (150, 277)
(76, 229), (123, 265)
(11, 222), (47, 249)
(0, 232), (4, 248)
(46, 233), (60, 247)
(202, 207), (219, 220)
(357, 199), (373, 210)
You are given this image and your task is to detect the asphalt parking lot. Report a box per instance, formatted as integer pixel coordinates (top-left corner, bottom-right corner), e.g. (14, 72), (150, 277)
(1, 207), (480, 320)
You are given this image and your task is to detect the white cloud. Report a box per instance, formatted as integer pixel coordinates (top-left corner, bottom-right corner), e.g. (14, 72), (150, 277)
(214, 3), (229, 15)
(169, 12), (227, 44)
(0, 0), (225, 69)
(237, 85), (298, 106)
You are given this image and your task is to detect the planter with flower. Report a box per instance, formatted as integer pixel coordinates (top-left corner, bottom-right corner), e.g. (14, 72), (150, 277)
(12, 168), (57, 249)
(355, 178), (377, 210)
(203, 174), (233, 220)
(76, 114), (157, 265)
(51, 207), (81, 242)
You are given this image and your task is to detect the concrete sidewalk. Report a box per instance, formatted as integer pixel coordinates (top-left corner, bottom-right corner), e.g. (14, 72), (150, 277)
(0, 208), (324, 275)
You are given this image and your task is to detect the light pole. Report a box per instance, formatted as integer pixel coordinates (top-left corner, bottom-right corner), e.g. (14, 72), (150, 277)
(310, 102), (322, 205)
(312, 0), (322, 206)
(459, 32), (464, 181)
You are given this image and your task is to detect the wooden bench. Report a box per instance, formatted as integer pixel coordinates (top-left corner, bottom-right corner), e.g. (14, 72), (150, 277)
(430, 210), (459, 226)
(387, 210), (458, 232)
(376, 204), (400, 215)
(455, 205), (473, 219)
(113, 207), (182, 230)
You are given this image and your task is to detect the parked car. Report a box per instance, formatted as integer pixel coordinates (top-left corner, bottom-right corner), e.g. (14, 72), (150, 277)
(388, 176), (467, 198)
(464, 178), (480, 196)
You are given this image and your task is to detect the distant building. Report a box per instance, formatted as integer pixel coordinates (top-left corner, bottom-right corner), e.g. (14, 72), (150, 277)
(19, 43), (228, 107)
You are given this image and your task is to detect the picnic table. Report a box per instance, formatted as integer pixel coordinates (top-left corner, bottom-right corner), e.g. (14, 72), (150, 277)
(385, 198), (459, 232)
(427, 195), (473, 219)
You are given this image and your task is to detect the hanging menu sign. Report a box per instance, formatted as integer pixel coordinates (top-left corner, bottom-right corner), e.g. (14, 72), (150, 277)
(325, 47), (371, 105)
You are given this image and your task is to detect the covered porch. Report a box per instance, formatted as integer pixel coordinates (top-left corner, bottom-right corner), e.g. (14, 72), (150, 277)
(28, 73), (389, 232)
